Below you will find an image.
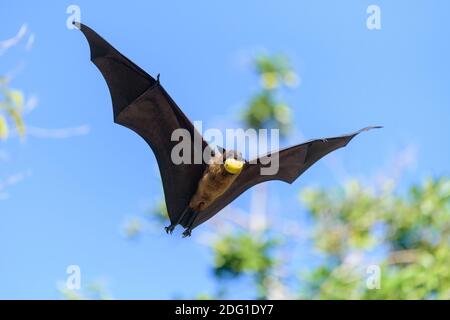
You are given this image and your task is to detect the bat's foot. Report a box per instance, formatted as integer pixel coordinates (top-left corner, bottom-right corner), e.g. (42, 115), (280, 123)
(165, 224), (176, 234)
(182, 228), (192, 238)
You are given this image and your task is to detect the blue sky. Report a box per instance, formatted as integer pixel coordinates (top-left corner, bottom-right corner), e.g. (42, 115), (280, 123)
(0, 0), (449, 299)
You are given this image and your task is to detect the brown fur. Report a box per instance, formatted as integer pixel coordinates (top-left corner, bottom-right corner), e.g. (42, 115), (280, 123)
(189, 153), (242, 211)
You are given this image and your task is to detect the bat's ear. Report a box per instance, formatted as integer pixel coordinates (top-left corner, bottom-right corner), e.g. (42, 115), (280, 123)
(212, 146), (226, 158)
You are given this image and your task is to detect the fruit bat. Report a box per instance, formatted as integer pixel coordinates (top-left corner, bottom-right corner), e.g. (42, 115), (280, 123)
(76, 23), (381, 237)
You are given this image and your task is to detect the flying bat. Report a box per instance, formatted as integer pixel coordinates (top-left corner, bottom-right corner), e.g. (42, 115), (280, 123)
(76, 23), (380, 237)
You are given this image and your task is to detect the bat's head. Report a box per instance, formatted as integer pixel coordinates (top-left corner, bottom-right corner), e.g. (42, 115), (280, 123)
(223, 150), (244, 175)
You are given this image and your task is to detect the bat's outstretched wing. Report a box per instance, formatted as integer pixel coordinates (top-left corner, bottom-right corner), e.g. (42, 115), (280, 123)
(190, 126), (380, 229)
(77, 23), (209, 225)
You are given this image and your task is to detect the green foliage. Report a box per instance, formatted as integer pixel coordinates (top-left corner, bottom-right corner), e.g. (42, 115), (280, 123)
(213, 233), (277, 277)
(300, 178), (450, 299)
(123, 217), (144, 239)
(0, 77), (26, 140)
(301, 181), (384, 255)
(150, 199), (169, 224)
(242, 54), (298, 137)
(254, 54), (299, 90)
(208, 178), (449, 300)
(122, 198), (169, 238)
(212, 232), (279, 298)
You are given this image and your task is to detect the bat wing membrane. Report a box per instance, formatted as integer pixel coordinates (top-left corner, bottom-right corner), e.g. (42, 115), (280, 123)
(191, 127), (380, 229)
(78, 23), (209, 224)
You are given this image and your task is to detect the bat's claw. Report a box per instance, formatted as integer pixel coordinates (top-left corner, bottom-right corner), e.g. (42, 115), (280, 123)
(182, 229), (192, 238)
(165, 224), (175, 234)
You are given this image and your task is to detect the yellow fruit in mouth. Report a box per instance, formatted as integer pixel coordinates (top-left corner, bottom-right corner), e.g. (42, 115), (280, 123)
(224, 158), (244, 174)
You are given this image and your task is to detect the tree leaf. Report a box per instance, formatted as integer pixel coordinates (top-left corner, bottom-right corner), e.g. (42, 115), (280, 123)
(0, 115), (9, 139)
(6, 108), (25, 136)
(9, 89), (24, 110)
